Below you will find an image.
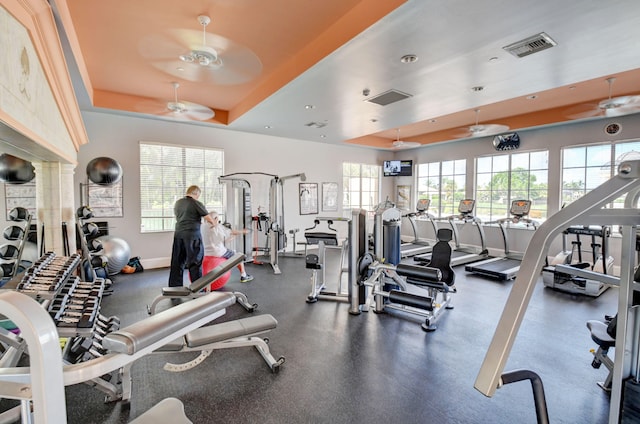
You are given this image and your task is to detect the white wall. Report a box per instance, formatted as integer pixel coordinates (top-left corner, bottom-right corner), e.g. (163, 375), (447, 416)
(73, 111), (394, 266)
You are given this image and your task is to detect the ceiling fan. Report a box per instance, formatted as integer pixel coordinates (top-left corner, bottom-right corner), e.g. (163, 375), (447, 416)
(452, 109), (509, 139)
(140, 15), (263, 85)
(390, 129), (421, 150)
(136, 82), (214, 121)
(566, 77), (640, 119)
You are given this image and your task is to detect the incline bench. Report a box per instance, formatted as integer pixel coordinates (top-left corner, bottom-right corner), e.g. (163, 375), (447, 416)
(64, 291), (283, 406)
(147, 253), (257, 315)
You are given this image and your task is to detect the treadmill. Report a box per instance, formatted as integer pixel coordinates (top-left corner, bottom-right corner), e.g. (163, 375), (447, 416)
(400, 199), (438, 258)
(414, 199), (488, 267)
(465, 199), (538, 280)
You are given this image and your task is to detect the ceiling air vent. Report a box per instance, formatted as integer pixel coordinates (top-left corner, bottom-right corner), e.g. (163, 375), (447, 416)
(366, 89), (412, 106)
(503, 32), (557, 58)
(305, 121), (327, 129)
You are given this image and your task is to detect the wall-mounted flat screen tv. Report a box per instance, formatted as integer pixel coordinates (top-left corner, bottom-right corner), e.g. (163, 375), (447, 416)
(383, 160), (413, 177)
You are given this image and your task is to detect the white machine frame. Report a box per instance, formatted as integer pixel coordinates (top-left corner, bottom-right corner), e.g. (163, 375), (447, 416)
(475, 159), (640, 423)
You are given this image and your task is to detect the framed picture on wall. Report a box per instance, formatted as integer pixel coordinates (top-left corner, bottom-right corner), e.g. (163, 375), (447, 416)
(321, 182), (338, 212)
(88, 178), (124, 217)
(299, 183), (318, 215)
(397, 185), (411, 210)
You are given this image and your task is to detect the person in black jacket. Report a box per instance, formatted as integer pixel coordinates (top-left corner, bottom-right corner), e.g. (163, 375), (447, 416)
(168, 185), (214, 287)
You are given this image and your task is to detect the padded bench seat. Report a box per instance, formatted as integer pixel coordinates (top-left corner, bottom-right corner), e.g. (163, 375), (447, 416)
(103, 292), (237, 355)
(156, 314), (278, 352)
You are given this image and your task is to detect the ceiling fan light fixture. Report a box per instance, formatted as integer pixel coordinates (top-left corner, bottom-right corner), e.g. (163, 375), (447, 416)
(167, 101), (187, 113)
(178, 15), (221, 68)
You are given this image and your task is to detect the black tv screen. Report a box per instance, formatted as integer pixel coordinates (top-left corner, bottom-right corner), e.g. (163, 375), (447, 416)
(383, 160), (413, 177)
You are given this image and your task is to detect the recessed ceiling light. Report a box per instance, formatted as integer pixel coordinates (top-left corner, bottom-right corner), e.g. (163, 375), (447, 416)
(430, 119), (437, 123)
(320, 135), (327, 138)
(305, 105), (315, 109)
(370, 118), (378, 123)
(471, 86), (484, 92)
(400, 54), (418, 64)
(489, 57), (499, 62)
(264, 125), (271, 129)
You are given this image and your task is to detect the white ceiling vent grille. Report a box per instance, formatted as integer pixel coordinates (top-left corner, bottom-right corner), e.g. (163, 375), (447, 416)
(366, 89), (413, 106)
(503, 32), (557, 58)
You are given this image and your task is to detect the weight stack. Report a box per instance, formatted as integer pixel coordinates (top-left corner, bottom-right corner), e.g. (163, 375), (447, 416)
(622, 378), (640, 423)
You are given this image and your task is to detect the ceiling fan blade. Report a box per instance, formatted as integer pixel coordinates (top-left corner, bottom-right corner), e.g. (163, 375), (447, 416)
(450, 123), (509, 139)
(391, 140), (421, 150)
(565, 102), (603, 119)
(603, 96), (640, 117)
(159, 101), (215, 121)
(135, 99), (214, 121)
(139, 29), (262, 85)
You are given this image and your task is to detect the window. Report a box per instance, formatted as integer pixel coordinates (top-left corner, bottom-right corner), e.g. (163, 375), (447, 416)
(139, 142), (224, 232)
(562, 140), (640, 208)
(475, 151), (548, 222)
(342, 162), (380, 211)
(416, 159), (466, 217)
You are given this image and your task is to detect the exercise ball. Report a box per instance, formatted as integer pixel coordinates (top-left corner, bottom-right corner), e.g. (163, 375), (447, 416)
(86, 157), (123, 185)
(94, 235), (131, 275)
(0, 154), (35, 184)
(202, 256), (231, 290)
(77, 205), (94, 219)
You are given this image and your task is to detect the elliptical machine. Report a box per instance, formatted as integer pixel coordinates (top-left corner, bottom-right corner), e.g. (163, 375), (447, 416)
(542, 225), (613, 296)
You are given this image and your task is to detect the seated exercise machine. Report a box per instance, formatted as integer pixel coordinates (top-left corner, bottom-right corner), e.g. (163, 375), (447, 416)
(542, 224), (613, 296)
(474, 159), (640, 423)
(465, 199), (538, 281)
(400, 199), (438, 258)
(587, 314), (617, 391)
(414, 198), (488, 267)
(304, 210), (367, 304)
(357, 228), (456, 332)
(304, 217), (348, 303)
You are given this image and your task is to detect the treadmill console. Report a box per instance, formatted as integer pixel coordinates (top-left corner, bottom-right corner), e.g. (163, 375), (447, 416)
(416, 198), (430, 212)
(458, 199), (475, 215)
(510, 200), (531, 217)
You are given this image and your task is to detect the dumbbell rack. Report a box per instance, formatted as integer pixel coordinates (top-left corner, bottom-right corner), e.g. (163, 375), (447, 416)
(0, 207), (32, 283)
(2, 250), (123, 403)
(11, 251), (120, 356)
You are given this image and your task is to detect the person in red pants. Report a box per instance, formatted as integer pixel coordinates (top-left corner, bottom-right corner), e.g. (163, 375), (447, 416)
(202, 211), (253, 284)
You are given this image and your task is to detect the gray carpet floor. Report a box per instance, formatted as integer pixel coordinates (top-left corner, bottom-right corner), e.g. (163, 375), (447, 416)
(57, 250), (616, 423)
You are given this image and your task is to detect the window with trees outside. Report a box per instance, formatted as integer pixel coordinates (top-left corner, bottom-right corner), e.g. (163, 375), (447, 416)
(139, 142), (225, 233)
(342, 162), (380, 212)
(416, 159), (466, 217)
(475, 150), (548, 223)
(562, 140), (640, 208)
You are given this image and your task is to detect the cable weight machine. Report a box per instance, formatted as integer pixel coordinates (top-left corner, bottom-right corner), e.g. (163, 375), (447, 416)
(219, 172), (305, 274)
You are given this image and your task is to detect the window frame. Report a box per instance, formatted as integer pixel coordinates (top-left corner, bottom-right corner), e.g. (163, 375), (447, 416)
(475, 150), (549, 223)
(342, 162), (380, 212)
(416, 159), (466, 218)
(139, 141), (225, 233)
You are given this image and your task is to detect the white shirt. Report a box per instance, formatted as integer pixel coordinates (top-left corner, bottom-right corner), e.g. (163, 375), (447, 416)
(202, 222), (231, 257)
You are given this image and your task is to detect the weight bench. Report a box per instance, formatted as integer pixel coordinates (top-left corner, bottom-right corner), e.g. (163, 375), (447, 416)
(91, 291), (283, 404)
(155, 313), (284, 373)
(147, 253), (257, 314)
